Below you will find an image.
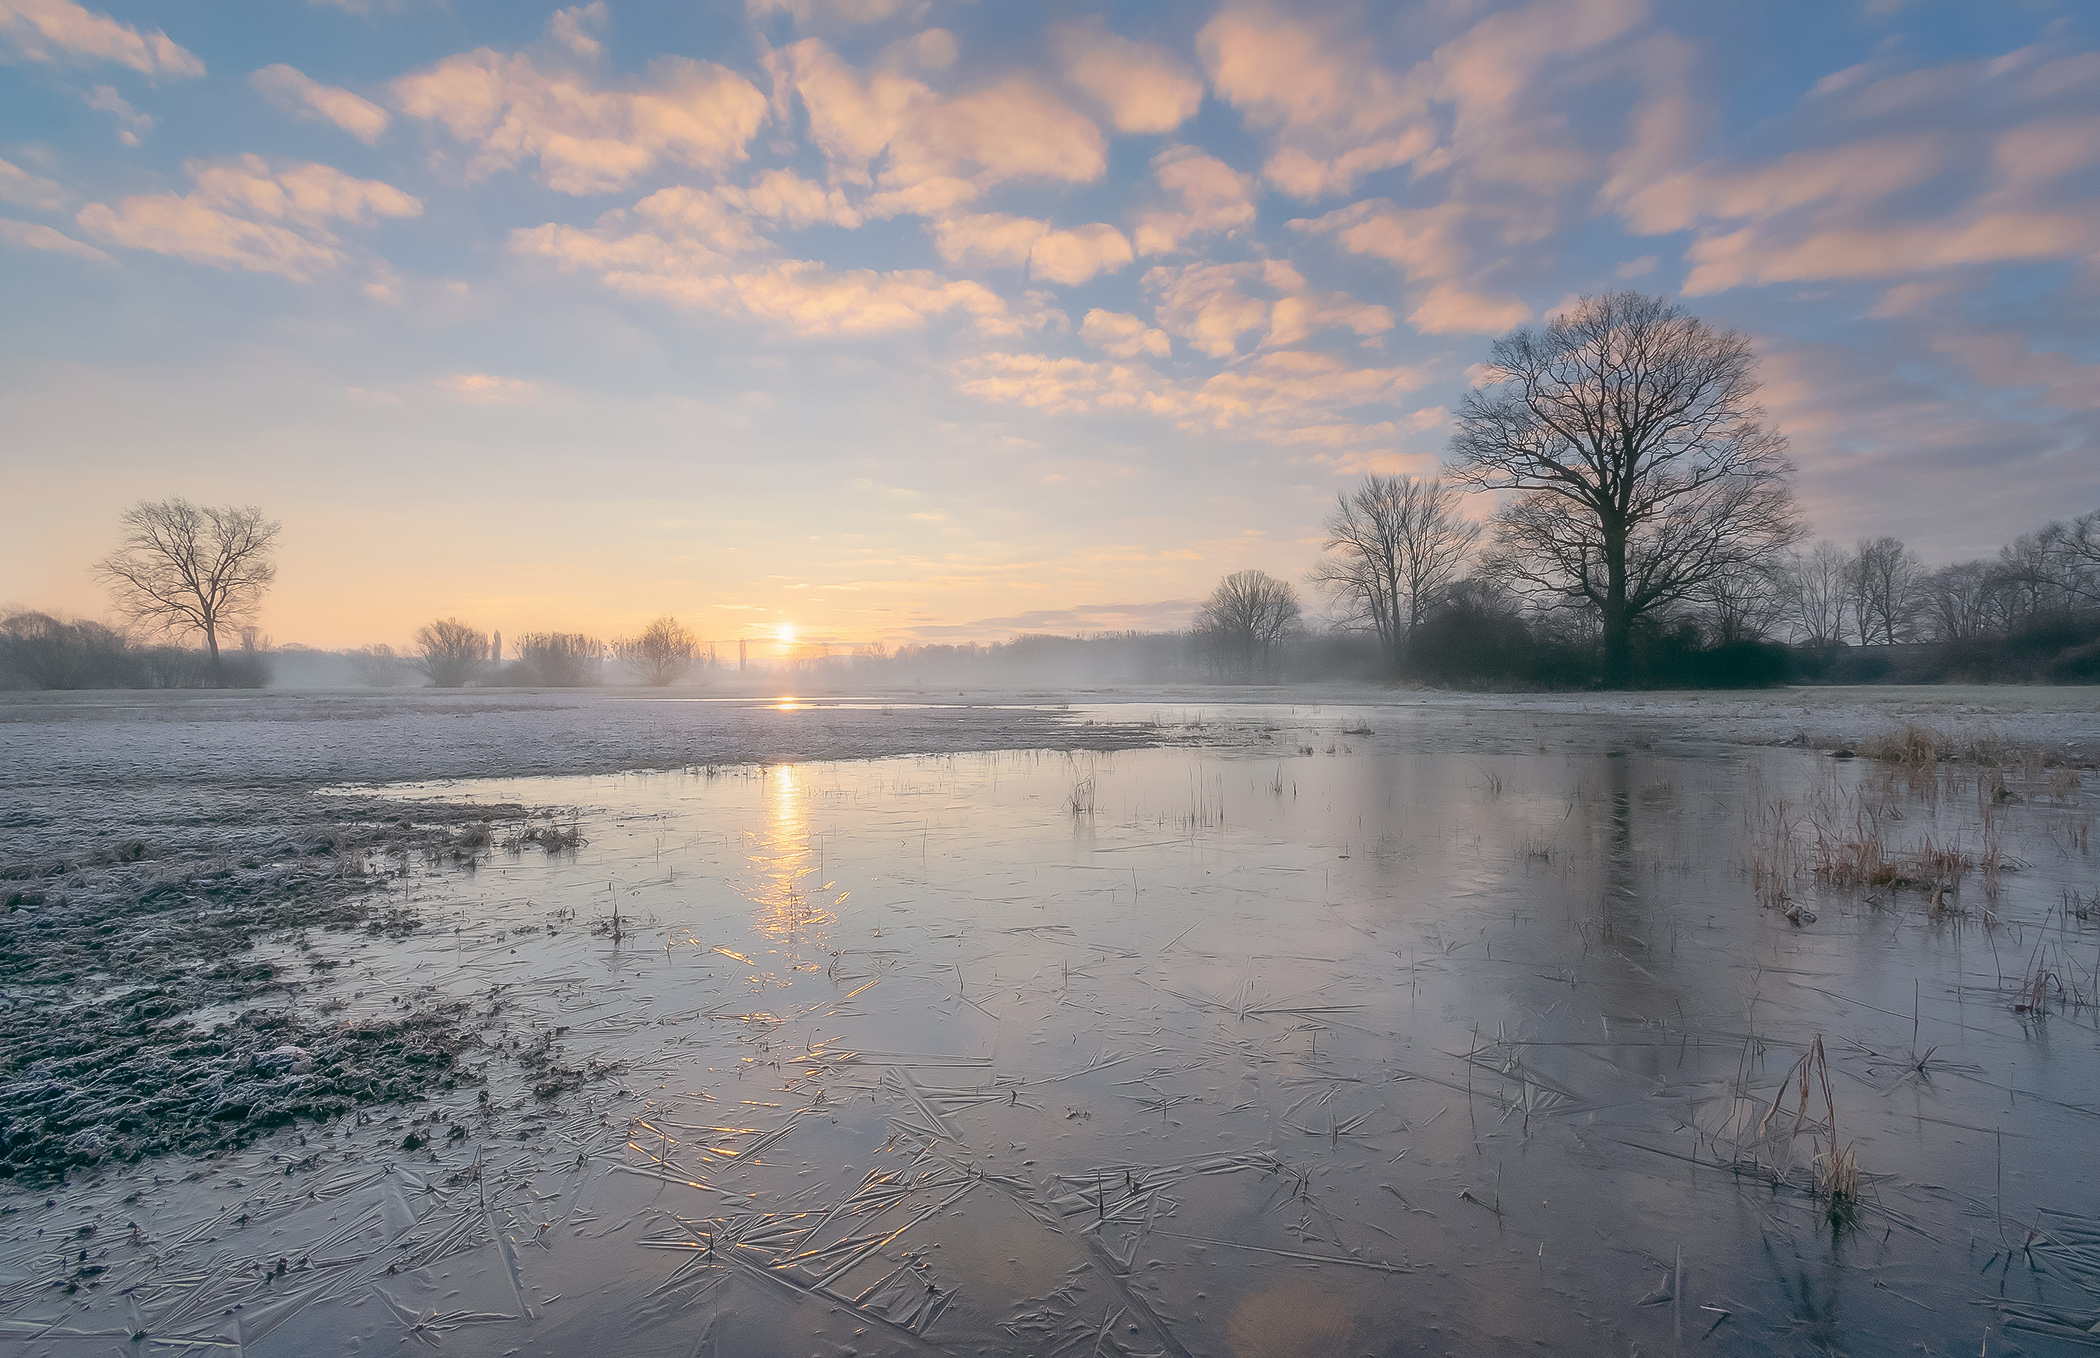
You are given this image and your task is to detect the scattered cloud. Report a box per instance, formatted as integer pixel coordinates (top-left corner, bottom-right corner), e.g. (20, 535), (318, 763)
(0, 215), (110, 261)
(955, 346), (1428, 447)
(1053, 17), (1204, 134)
(76, 155), (421, 279)
(768, 40), (1105, 215)
(393, 9), (768, 194)
(438, 372), (537, 402)
(1134, 145), (1258, 255)
(0, 155), (66, 211)
(0, 0), (203, 77)
(252, 64), (391, 142)
(931, 212), (1133, 285)
(1605, 48), (2100, 295)
(84, 83), (149, 145)
(1144, 259), (1392, 357)
(1080, 308), (1171, 358)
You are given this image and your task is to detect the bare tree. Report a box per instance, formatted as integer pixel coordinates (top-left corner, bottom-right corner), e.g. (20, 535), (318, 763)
(1448, 291), (1800, 685)
(615, 616), (697, 687)
(1309, 475), (1479, 672)
(1916, 560), (2004, 641)
(2044, 510), (2100, 603)
(1194, 570), (1300, 680)
(1847, 536), (1921, 645)
(94, 499), (280, 683)
(348, 643), (406, 687)
(1701, 560), (1790, 644)
(1784, 540), (1853, 647)
(517, 632), (601, 687)
(414, 618), (487, 688)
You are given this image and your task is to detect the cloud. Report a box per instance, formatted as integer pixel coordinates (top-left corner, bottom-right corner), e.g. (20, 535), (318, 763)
(1081, 308), (1171, 358)
(955, 347), (1430, 447)
(1605, 47), (2100, 296)
(1932, 328), (2100, 414)
(1144, 259), (1392, 357)
(1291, 198), (1527, 335)
(1052, 17), (1203, 134)
(1134, 145), (1257, 255)
(720, 167), (863, 229)
(0, 0), (202, 77)
(1197, 7), (1433, 198)
(0, 216), (109, 261)
(0, 155), (66, 210)
(931, 212), (1132, 285)
(252, 64), (391, 143)
(76, 155), (421, 280)
(903, 598), (1200, 641)
(439, 372), (538, 402)
(1759, 337), (2099, 554)
(1404, 281), (1530, 335)
(85, 84), (149, 144)
(768, 39), (1105, 215)
(393, 12), (767, 194)
(512, 191), (1015, 337)
(748, 0), (926, 27)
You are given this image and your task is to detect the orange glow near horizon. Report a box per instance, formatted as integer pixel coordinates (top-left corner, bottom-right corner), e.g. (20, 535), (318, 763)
(775, 623), (795, 644)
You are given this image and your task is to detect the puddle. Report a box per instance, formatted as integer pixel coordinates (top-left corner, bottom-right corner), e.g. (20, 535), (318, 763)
(3, 708), (2098, 1355)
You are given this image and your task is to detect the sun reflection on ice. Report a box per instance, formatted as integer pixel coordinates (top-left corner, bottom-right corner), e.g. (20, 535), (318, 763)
(748, 764), (838, 949)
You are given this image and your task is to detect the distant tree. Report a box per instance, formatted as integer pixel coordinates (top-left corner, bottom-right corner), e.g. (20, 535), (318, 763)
(1784, 541), (1853, 647)
(615, 616), (697, 687)
(1847, 536), (1922, 645)
(1309, 475), (1478, 672)
(348, 643), (406, 687)
(1448, 291), (1800, 685)
(2045, 510), (2100, 603)
(93, 499), (280, 684)
(1701, 560), (1791, 645)
(517, 632), (600, 686)
(1916, 561), (2005, 642)
(414, 618), (487, 687)
(0, 611), (133, 689)
(1194, 570), (1300, 680)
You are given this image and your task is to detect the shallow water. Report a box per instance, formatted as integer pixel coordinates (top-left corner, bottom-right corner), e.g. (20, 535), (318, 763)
(5, 705), (2098, 1356)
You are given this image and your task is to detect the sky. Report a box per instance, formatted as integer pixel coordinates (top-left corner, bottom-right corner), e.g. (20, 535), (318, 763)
(2, 0), (2096, 651)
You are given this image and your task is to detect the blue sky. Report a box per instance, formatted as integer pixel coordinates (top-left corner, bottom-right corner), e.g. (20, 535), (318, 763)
(3, 0), (2095, 649)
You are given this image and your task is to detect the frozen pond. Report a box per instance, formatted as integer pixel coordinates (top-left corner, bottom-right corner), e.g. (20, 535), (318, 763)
(4, 703), (2098, 1355)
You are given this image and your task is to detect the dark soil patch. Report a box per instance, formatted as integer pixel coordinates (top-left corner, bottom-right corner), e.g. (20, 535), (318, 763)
(0, 794), (566, 1182)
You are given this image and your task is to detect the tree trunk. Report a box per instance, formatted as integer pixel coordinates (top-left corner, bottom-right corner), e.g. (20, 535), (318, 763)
(204, 620), (222, 686)
(1602, 525), (1631, 687)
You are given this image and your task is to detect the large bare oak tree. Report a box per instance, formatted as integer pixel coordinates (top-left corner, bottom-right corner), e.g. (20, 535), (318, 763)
(1448, 291), (1799, 685)
(94, 499), (281, 684)
(1309, 475), (1478, 673)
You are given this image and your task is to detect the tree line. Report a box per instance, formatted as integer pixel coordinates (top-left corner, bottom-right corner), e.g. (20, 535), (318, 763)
(9, 293), (2095, 691)
(1187, 292), (2099, 686)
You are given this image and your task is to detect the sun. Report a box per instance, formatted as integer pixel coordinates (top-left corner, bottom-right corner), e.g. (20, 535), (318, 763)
(775, 623), (795, 644)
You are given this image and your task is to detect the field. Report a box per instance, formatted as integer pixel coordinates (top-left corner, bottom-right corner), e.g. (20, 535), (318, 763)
(3, 686), (2098, 1355)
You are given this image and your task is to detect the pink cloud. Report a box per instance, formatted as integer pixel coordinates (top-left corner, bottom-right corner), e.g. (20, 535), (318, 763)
(0, 0), (202, 77)
(75, 156), (420, 280)
(1053, 17), (1204, 134)
(393, 18), (767, 194)
(251, 64), (391, 144)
